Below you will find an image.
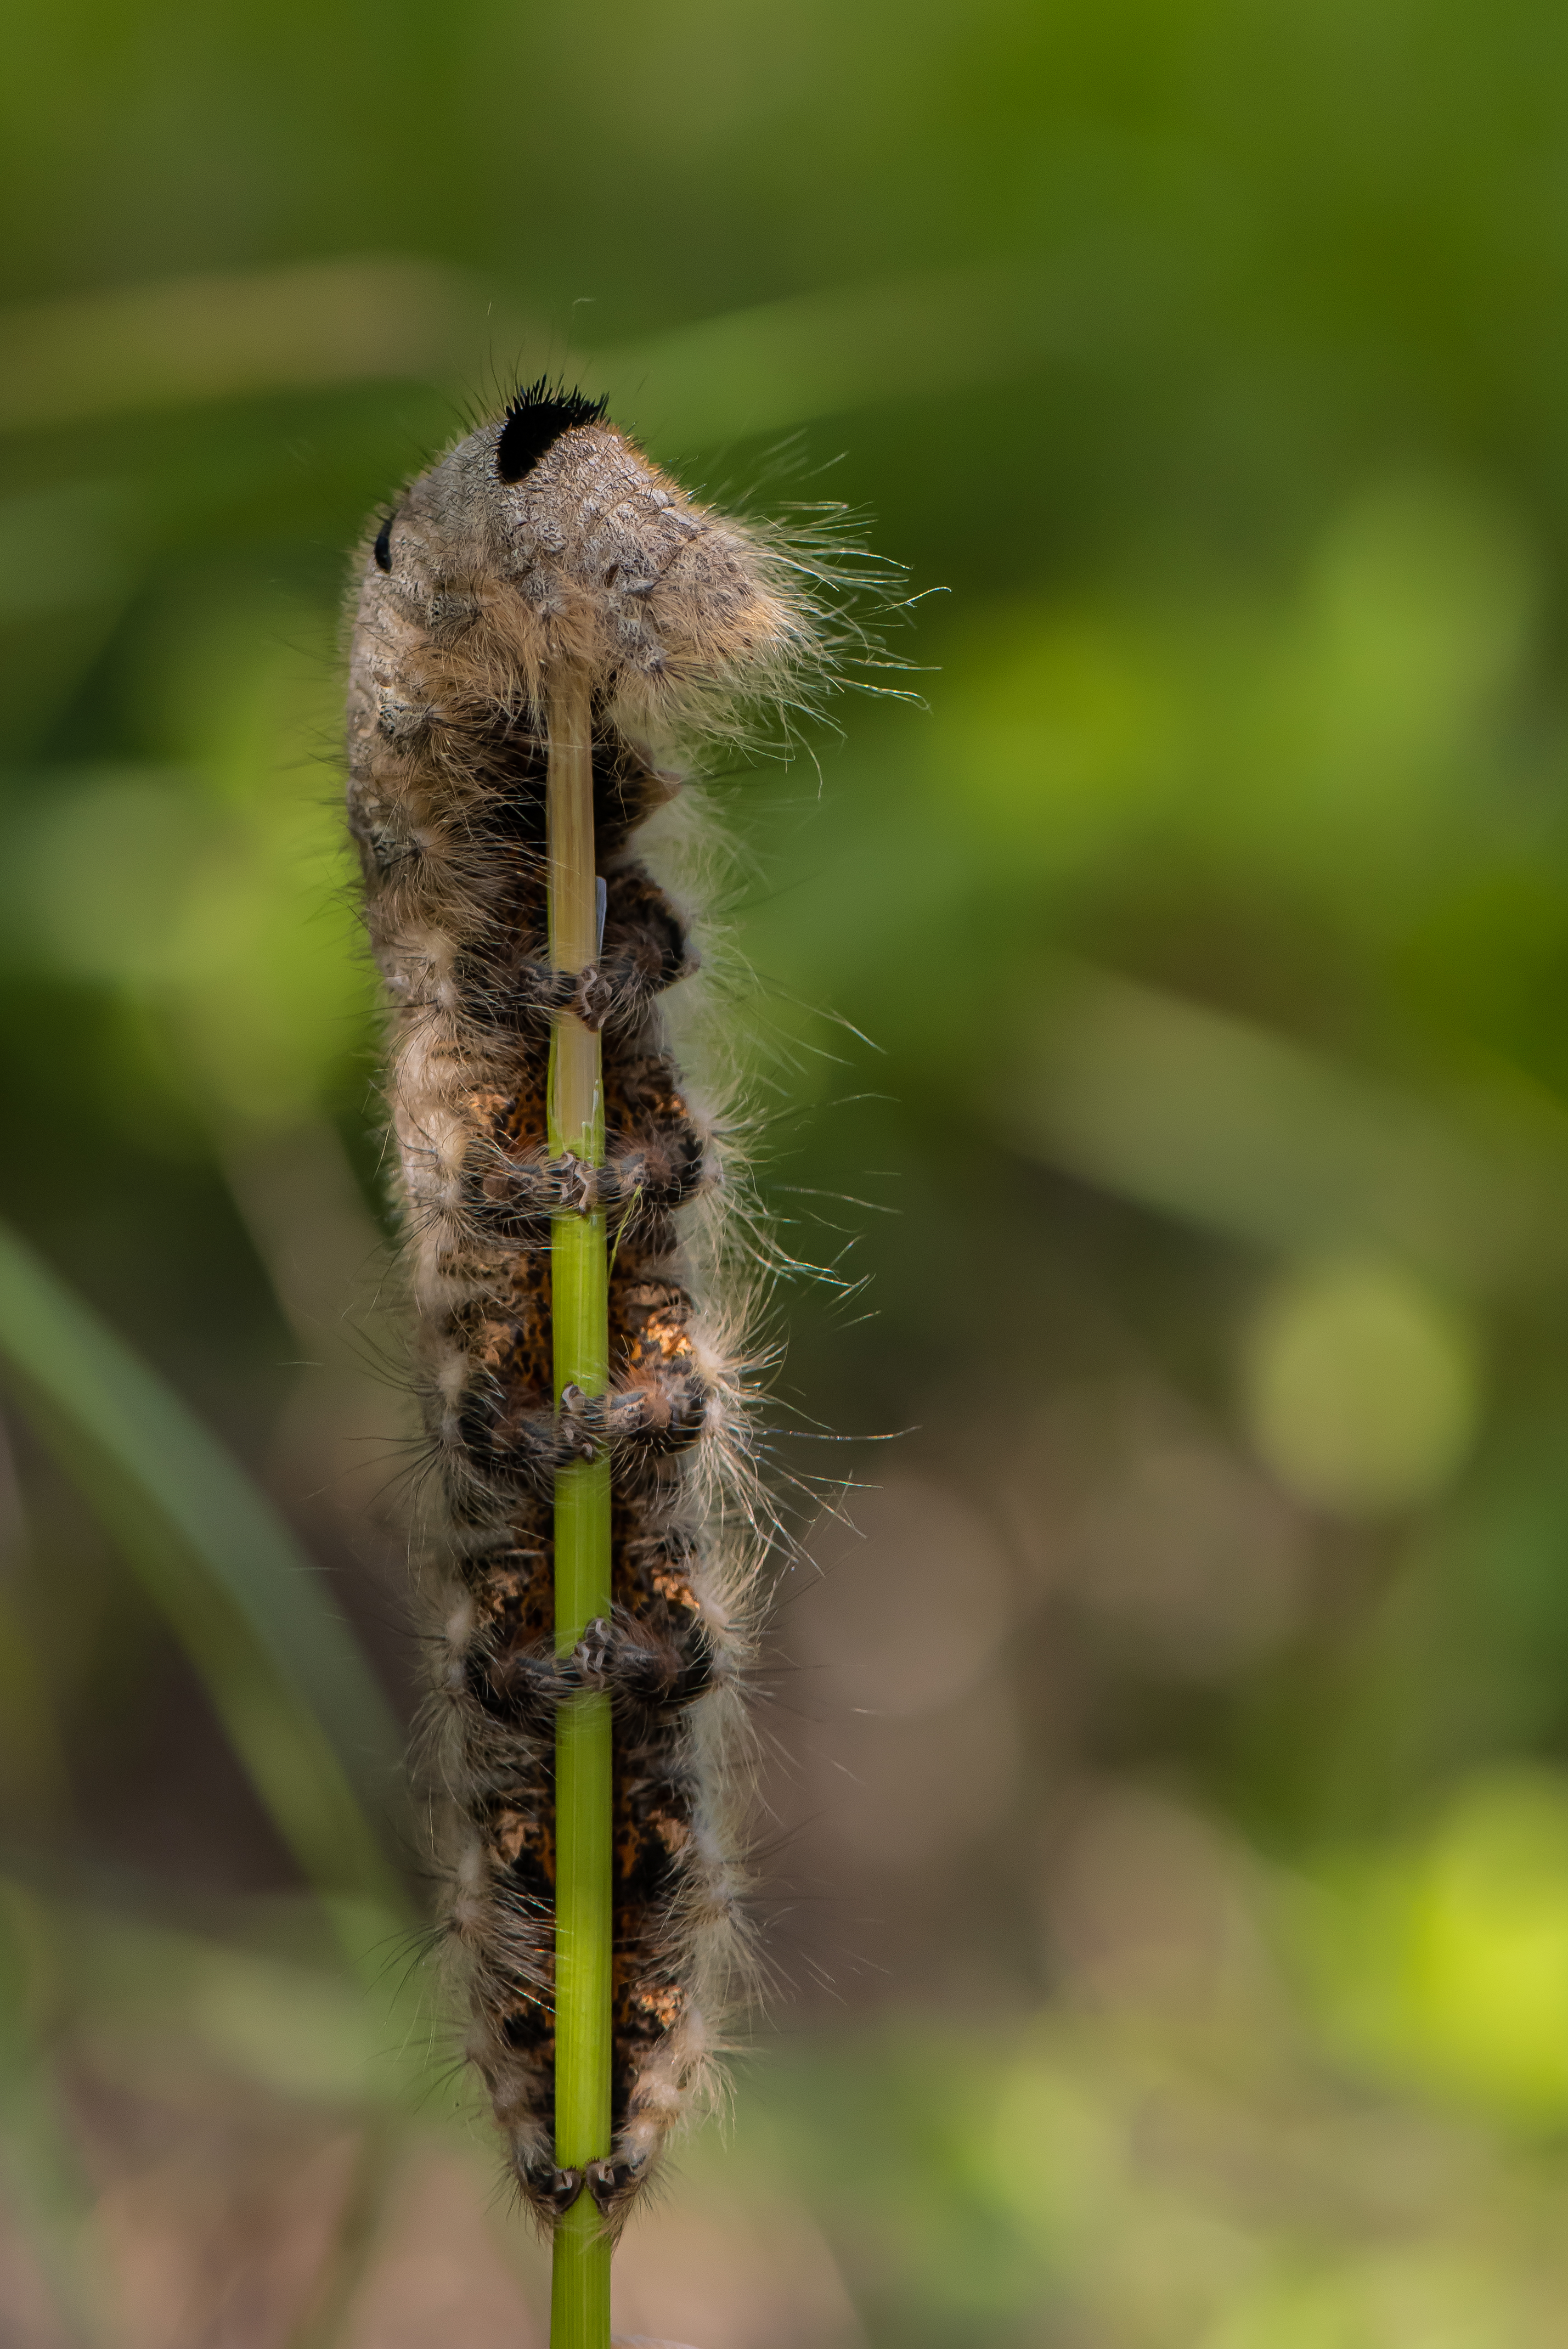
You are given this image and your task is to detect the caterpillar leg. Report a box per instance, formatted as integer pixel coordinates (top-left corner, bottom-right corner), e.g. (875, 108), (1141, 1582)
(571, 1613), (717, 1710)
(449, 1380), (600, 1481)
(591, 866), (702, 1033)
(585, 2155), (645, 2215)
(464, 1040), (716, 1230)
(533, 2165), (588, 2216)
(482, 868), (698, 1034)
(473, 1130), (714, 1220)
(445, 1362), (712, 1510)
(469, 1621), (715, 1733)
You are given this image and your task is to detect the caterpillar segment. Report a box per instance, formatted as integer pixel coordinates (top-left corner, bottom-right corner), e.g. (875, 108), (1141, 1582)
(345, 383), (819, 2225)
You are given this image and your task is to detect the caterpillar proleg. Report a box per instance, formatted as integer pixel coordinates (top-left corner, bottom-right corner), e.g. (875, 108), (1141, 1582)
(345, 381), (834, 2237)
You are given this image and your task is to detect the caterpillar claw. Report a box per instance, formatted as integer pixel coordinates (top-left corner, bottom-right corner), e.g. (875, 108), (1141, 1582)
(555, 1151), (599, 1213)
(539, 2166), (586, 2216)
(557, 1383), (603, 1462)
(572, 1617), (614, 1686)
(574, 964), (615, 1029)
(585, 2156), (644, 2215)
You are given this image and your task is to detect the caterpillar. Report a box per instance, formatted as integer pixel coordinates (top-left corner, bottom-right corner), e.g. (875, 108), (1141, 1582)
(344, 380), (839, 2229)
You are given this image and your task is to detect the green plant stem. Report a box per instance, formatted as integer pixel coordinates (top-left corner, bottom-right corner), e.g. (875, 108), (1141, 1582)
(546, 671), (613, 2349)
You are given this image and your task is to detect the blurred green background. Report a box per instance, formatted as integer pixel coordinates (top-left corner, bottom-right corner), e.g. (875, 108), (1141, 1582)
(7, 2), (1568, 2341)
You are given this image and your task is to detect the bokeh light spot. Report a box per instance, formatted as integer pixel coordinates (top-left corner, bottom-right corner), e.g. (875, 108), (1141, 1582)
(1240, 1257), (1481, 1517)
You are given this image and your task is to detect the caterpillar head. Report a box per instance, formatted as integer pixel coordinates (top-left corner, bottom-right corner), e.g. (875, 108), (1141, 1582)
(358, 378), (814, 735)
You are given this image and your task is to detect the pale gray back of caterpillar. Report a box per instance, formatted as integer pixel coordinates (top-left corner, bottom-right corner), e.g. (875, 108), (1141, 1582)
(344, 383), (822, 2226)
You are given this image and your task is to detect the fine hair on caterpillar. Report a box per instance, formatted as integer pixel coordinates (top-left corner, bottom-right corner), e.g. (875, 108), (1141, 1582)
(345, 376), (883, 2233)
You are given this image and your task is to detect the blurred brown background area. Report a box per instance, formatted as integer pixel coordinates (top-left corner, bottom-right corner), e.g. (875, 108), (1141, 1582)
(10, 0), (1568, 2342)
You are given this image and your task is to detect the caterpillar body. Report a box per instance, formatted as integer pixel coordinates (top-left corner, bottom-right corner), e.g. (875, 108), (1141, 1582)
(345, 384), (825, 2226)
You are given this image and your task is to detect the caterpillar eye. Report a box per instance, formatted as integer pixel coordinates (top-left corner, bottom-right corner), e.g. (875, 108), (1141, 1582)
(374, 514), (395, 572)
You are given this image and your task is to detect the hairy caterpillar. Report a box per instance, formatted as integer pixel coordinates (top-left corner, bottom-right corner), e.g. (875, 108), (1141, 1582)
(345, 381), (834, 2228)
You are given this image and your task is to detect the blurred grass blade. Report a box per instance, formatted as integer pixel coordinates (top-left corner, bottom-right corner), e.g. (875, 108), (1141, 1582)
(0, 251), (1135, 456)
(596, 256), (1143, 452)
(0, 1219), (405, 1921)
(283, 2120), (404, 2349)
(0, 256), (489, 433)
(596, 265), (1038, 451)
(1011, 965), (1568, 1298)
(0, 1885), (103, 2346)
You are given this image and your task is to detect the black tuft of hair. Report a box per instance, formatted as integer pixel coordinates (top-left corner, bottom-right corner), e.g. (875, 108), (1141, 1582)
(374, 514), (394, 572)
(496, 378), (609, 484)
